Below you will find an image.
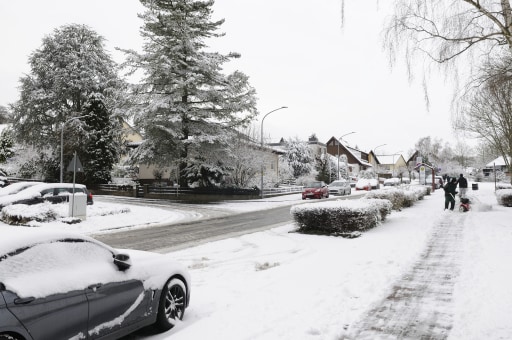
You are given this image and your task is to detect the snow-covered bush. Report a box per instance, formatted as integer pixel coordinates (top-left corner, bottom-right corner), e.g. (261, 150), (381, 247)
(364, 189), (406, 210)
(496, 182), (512, 190)
(496, 189), (512, 207)
(1, 202), (58, 225)
(364, 188), (418, 210)
(407, 186), (429, 200)
(290, 199), (388, 237)
(363, 198), (393, 221)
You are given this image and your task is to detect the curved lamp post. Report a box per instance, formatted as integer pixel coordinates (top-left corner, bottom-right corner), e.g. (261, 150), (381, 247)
(337, 132), (356, 180)
(60, 115), (90, 183)
(260, 106), (288, 199)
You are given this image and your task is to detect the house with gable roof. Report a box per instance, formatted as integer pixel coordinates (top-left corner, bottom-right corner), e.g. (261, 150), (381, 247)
(325, 136), (372, 176)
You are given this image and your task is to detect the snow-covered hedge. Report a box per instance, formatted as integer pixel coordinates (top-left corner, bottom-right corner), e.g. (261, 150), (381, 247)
(363, 187), (423, 210)
(290, 199), (392, 237)
(496, 183), (512, 190)
(0, 202), (132, 226)
(1, 203), (58, 225)
(496, 189), (512, 207)
(406, 185), (430, 200)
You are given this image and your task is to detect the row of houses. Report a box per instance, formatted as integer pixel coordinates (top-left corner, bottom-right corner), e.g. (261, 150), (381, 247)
(124, 127), (418, 185)
(123, 124), (509, 186)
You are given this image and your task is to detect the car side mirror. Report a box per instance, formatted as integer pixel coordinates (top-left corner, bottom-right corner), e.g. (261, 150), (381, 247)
(114, 253), (131, 271)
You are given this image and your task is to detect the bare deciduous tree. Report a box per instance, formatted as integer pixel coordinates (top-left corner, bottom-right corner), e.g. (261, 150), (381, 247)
(385, 1), (512, 66)
(456, 59), (512, 182)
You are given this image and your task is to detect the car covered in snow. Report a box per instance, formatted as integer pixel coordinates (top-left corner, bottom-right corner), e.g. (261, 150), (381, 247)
(328, 179), (351, 196)
(355, 178), (372, 191)
(302, 181), (329, 199)
(0, 181), (44, 197)
(383, 178), (401, 186)
(0, 183), (93, 208)
(425, 175), (444, 189)
(0, 228), (190, 340)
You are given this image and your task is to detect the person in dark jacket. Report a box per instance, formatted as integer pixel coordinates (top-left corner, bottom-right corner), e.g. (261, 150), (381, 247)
(457, 173), (468, 198)
(444, 178), (458, 210)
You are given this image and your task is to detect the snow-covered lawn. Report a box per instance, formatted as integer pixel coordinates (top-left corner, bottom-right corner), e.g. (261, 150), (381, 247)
(1, 182), (511, 339)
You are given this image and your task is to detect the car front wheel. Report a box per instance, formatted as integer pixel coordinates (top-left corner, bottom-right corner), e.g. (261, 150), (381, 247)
(154, 277), (187, 332)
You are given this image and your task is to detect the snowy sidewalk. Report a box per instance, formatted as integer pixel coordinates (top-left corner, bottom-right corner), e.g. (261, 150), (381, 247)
(346, 206), (468, 339)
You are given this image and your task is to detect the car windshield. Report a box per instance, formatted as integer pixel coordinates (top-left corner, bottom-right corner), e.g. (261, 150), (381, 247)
(306, 182), (322, 188)
(330, 181), (346, 187)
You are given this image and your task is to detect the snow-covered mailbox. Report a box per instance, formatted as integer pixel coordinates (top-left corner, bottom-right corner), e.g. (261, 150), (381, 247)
(68, 192), (87, 220)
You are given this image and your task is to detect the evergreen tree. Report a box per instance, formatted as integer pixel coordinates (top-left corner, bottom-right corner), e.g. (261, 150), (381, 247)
(0, 106), (11, 124)
(0, 129), (14, 163)
(12, 24), (123, 182)
(315, 154), (330, 183)
(121, 0), (258, 187)
(78, 94), (122, 185)
(283, 138), (313, 178)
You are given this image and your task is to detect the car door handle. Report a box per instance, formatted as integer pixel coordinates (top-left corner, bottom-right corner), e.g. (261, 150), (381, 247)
(14, 297), (35, 304)
(88, 283), (102, 291)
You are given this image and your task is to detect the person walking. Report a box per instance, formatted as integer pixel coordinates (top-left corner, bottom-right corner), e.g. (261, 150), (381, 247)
(457, 173), (468, 198)
(444, 178), (458, 210)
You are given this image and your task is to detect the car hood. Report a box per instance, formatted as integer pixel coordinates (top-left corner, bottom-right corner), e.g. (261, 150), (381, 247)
(1, 247), (190, 299)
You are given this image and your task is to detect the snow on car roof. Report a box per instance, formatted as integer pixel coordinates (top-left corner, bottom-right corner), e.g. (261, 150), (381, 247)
(0, 182), (87, 206)
(0, 227), (111, 258)
(0, 181), (44, 197)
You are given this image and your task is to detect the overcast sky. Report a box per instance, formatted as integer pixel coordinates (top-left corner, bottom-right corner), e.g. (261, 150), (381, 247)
(0, 0), (462, 157)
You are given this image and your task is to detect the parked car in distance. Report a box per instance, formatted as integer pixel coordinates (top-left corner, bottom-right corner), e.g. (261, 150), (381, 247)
(355, 178), (372, 191)
(401, 177), (411, 184)
(329, 179), (351, 196)
(383, 178), (401, 186)
(0, 181), (44, 197)
(302, 181), (329, 199)
(369, 178), (380, 190)
(0, 228), (190, 340)
(425, 175), (444, 189)
(0, 183), (93, 208)
(349, 176), (358, 188)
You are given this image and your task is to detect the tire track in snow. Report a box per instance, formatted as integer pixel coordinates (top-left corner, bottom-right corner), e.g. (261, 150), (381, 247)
(345, 211), (467, 339)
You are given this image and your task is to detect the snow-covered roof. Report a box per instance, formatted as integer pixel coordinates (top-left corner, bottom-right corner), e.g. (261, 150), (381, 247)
(377, 155), (401, 165)
(342, 144), (372, 168)
(486, 156), (510, 167)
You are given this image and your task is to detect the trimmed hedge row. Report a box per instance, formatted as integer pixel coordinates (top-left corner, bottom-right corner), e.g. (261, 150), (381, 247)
(496, 189), (512, 207)
(290, 199), (392, 237)
(291, 186), (431, 238)
(363, 186), (428, 210)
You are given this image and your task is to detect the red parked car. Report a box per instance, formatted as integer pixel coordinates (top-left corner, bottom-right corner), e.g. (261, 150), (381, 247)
(302, 181), (329, 199)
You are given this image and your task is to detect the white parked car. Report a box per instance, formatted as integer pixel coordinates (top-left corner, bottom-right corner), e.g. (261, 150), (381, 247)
(329, 179), (351, 196)
(383, 178), (401, 186)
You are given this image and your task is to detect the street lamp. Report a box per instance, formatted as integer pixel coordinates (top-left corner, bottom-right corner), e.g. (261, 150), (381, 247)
(337, 132), (356, 180)
(260, 106), (288, 199)
(60, 115), (90, 183)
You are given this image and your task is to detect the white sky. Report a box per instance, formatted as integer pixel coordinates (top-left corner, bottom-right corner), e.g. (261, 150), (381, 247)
(0, 0), (461, 157)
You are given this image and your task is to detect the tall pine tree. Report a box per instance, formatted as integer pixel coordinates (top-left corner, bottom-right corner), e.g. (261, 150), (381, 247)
(121, 0), (258, 187)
